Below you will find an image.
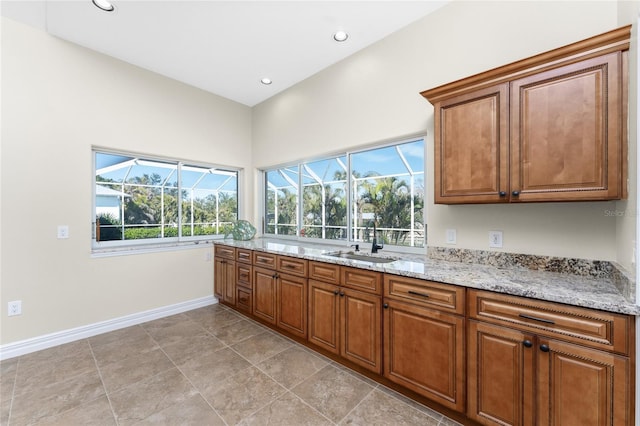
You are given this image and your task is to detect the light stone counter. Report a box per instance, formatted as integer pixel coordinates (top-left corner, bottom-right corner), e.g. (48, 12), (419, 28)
(215, 238), (639, 316)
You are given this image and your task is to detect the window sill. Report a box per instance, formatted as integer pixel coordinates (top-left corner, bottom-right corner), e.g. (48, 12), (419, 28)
(91, 239), (217, 258)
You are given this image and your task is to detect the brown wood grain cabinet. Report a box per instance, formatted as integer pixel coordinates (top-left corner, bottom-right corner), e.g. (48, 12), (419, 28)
(214, 245), (635, 425)
(214, 245), (235, 305)
(468, 290), (633, 426)
(383, 275), (466, 412)
(252, 252), (309, 338)
(422, 26), (630, 204)
(308, 262), (382, 374)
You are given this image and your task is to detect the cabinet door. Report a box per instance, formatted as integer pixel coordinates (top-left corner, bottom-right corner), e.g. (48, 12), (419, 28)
(214, 258), (235, 305)
(340, 288), (382, 374)
(467, 321), (534, 426)
(434, 83), (509, 204)
(214, 258), (225, 300)
(277, 273), (307, 338)
(253, 267), (277, 324)
(383, 300), (465, 412)
(510, 53), (622, 201)
(536, 338), (631, 426)
(308, 279), (339, 354)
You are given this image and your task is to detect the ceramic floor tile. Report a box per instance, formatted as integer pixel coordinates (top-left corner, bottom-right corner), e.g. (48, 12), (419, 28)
(13, 349), (98, 397)
(256, 346), (329, 389)
(177, 347), (251, 396)
(98, 347), (174, 393)
(142, 315), (208, 347)
(376, 385), (446, 421)
(108, 367), (199, 426)
(210, 318), (267, 345)
(90, 332), (160, 367)
(135, 394), (225, 425)
(88, 325), (149, 349)
(1, 398), (11, 426)
(17, 340), (92, 370)
(186, 305), (243, 332)
(238, 391), (333, 426)
(339, 388), (440, 426)
(292, 364), (375, 423)
(204, 366), (287, 425)
(160, 332), (226, 365)
(231, 330), (293, 364)
(9, 370), (105, 425)
(31, 395), (116, 426)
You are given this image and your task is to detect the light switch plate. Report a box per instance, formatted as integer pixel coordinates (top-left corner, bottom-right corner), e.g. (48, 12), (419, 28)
(57, 225), (69, 239)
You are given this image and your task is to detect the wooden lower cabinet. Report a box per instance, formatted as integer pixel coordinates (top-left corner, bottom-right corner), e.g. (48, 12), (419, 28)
(277, 273), (307, 338)
(383, 299), (465, 412)
(308, 279), (382, 374)
(214, 257), (235, 305)
(468, 320), (632, 426)
(253, 266), (277, 324)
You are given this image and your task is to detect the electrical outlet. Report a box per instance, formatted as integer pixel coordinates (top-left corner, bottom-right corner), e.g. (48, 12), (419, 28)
(489, 231), (503, 248)
(57, 225), (69, 239)
(8, 300), (21, 316)
(446, 229), (457, 244)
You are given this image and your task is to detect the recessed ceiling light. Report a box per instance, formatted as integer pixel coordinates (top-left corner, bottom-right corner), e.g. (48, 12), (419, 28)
(260, 78), (272, 85)
(92, 0), (115, 12)
(333, 31), (349, 42)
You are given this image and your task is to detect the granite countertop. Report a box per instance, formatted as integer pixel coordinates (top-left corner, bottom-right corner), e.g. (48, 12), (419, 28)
(215, 238), (639, 316)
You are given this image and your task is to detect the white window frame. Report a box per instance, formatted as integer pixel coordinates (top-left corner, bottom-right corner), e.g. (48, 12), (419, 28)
(92, 148), (242, 254)
(261, 136), (426, 253)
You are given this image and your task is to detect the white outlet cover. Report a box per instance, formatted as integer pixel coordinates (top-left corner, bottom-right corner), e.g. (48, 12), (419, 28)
(8, 300), (22, 316)
(489, 231), (503, 248)
(446, 229), (457, 244)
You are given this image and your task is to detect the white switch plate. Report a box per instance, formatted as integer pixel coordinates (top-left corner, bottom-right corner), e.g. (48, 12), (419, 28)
(8, 300), (21, 316)
(446, 229), (457, 244)
(489, 231), (503, 248)
(57, 225), (69, 239)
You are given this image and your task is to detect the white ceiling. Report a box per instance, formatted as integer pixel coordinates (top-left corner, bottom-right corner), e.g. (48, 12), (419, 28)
(2, 0), (448, 106)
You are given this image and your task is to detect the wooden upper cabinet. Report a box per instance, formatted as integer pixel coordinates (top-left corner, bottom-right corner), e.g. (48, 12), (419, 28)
(422, 26), (630, 204)
(435, 84), (509, 204)
(511, 53), (622, 201)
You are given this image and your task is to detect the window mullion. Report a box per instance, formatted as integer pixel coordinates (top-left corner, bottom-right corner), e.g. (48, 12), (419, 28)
(177, 163), (183, 239)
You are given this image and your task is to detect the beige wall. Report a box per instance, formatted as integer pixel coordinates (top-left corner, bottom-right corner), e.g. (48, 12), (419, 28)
(0, 18), (253, 344)
(252, 1), (635, 264)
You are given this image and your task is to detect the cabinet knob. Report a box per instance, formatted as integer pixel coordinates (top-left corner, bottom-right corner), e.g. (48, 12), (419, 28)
(333, 290), (339, 296)
(523, 340), (532, 348)
(339, 292), (345, 297)
(383, 303), (389, 309)
(499, 191), (507, 197)
(540, 344), (550, 353)
(512, 190), (520, 197)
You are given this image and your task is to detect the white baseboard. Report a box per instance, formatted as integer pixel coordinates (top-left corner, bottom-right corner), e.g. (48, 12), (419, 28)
(0, 296), (218, 361)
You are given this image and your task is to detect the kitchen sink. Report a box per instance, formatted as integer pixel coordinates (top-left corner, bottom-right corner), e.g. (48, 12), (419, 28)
(323, 250), (397, 264)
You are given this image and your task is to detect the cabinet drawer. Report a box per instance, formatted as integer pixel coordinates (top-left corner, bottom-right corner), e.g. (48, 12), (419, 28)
(253, 251), (277, 269)
(309, 261), (341, 285)
(384, 275), (464, 315)
(236, 248), (252, 264)
(342, 267), (382, 294)
(236, 286), (252, 314)
(236, 264), (252, 289)
(277, 255), (308, 277)
(468, 290), (631, 354)
(214, 244), (235, 260)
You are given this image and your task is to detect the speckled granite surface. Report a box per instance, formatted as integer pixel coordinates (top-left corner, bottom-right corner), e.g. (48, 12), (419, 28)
(215, 238), (639, 315)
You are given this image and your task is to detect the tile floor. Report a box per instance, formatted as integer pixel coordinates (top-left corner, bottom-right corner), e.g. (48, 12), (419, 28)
(1, 303), (463, 425)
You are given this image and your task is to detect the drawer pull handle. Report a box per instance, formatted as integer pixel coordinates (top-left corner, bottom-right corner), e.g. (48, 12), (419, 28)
(519, 314), (555, 325)
(257, 259), (269, 263)
(408, 290), (430, 298)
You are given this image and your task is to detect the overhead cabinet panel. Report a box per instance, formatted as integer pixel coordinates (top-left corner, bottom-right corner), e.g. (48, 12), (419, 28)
(422, 25), (629, 204)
